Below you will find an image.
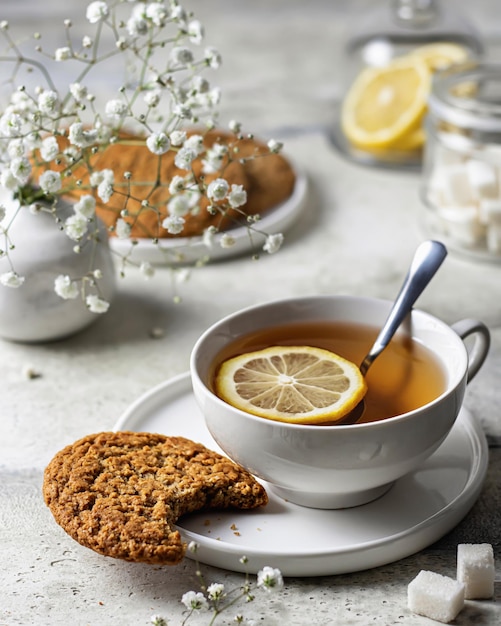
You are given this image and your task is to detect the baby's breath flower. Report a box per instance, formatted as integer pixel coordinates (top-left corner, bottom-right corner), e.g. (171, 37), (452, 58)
(183, 134), (204, 155)
(207, 178), (229, 201)
(207, 582), (226, 601)
(256, 566), (284, 593)
(220, 233), (236, 248)
(82, 35), (93, 48)
(263, 233), (284, 254)
(54, 275), (79, 300)
(228, 184), (247, 208)
(150, 616), (168, 626)
(169, 46), (194, 67)
(167, 194), (190, 217)
(174, 146), (197, 170)
(181, 590), (208, 611)
(68, 122), (97, 148)
(115, 218), (131, 239)
(205, 46), (222, 68)
(169, 130), (186, 146)
(0, 271), (24, 287)
(188, 20), (204, 44)
(10, 157), (31, 184)
(146, 3), (168, 26)
(144, 90), (161, 108)
(38, 90), (59, 115)
(105, 98), (128, 121)
(40, 136), (59, 162)
(168, 175), (185, 194)
(69, 83), (88, 102)
(86, 1), (109, 24)
(64, 214), (88, 241)
(267, 139), (283, 153)
(55, 47), (71, 61)
(146, 132), (170, 155)
(162, 214), (185, 235)
(74, 195), (96, 218)
(86, 293), (110, 314)
(39, 170), (62, 194)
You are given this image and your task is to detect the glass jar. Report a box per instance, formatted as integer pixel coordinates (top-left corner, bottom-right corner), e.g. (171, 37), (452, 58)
(331, 0), (483, 171)
(422, 62), (501, 262)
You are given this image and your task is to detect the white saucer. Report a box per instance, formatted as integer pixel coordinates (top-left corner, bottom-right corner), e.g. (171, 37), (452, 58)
(113, 372), (488, 577)
(109, 170), (308, 266)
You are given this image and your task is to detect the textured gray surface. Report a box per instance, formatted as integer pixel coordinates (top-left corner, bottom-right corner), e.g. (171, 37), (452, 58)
(1, 1), (501, 624)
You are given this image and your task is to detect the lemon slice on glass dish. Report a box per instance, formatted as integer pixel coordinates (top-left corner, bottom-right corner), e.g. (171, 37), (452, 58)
(341, 55), (431, 150)
(215, 345), (367, 424)
(410, 42), (470, 71)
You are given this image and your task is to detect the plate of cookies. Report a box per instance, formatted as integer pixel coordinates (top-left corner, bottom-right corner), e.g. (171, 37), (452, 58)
(79, 130), (308, 266)
(107, 372), (488, 577)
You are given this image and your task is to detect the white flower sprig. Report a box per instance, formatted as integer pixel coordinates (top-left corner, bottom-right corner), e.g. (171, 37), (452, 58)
(0, 1), (285, 312)
(151, 543), (284, 625)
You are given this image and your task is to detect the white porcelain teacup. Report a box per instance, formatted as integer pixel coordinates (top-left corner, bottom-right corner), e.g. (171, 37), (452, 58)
(190, 296), (490, 509)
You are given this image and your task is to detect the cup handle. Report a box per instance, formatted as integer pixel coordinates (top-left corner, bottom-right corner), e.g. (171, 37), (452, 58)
(451, 319), (491, 383)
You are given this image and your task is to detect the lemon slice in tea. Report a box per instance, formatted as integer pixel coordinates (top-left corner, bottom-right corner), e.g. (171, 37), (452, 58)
(215, 345), (367, 424)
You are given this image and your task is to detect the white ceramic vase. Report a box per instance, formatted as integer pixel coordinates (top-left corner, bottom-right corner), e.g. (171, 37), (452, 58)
(0, 192), (116, 342)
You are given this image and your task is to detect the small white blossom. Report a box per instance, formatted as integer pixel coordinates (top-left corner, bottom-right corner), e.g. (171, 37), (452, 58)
(10, 157), (31, 184)
(256, 566), (284, 593)
(0, 168), (19, 190)
(168, 175), (185, 195)
(170, 130), (186, 146)
(140, 261), (155, 279)
(90, 168), (113, 187)
(207, 178), (229, 201)
(40, 136), (59, 161)
(187, 20), (204, 44)
(202, 225), (217, 248)
(39, 170), (62, 194)
(172, 103), (192, 119)
(7, 138), (25, 158)
(228, 184), (247, 208)
(86, 1), (109, 24)
(82, 35), (93, 48)
(174, 146), (197, 170)
(64, 214), (88, 241)
(54, 275), (79, 300)
(150, 617), (167, 626)
(115, 218), (131, 239)
(220, 233), (236, 248)
(68, 122), (97, 148)
(38, 91), (59, 115)
(69, 83), (88, 102)
(105, 99), (128, 120)
(127, 14), (148, 37)
(267, 139), (283, 153)
(0, 271), (24, 287)
(74, 195), (96, 218)
(205, 46), (222, 68)
(55, 47), (71, 61)
(229, 120), (242, 133)
(183, 134), (204, 155)
(146, 132), (170, 155)
(169, 46), (194, 67)
(144, 90), (161, 107)
(86, 293), (110, 314)
(167, 194), (190, 217)
(181, 591), (208, 611)
(162, 215), (185, 235)
(207, 583), (225, 600)
(146, 3), (167, 26)
(97, 179), (114, 203)
(263, 233), (284, 254)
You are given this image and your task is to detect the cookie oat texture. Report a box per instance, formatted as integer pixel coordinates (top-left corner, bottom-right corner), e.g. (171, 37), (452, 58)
(43, 431), (268, 565)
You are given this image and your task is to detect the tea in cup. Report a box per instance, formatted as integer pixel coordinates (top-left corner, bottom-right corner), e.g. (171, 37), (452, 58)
(190, 295), (490, 508)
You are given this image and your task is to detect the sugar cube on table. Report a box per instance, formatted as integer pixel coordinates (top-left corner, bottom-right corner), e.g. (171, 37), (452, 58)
(457, 543), (495, 600)
(408, 570), (465, 623)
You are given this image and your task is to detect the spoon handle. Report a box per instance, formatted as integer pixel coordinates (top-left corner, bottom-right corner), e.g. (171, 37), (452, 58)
(360, 240), (448, 376)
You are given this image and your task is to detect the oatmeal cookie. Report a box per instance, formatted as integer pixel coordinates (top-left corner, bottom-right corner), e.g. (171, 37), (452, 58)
(64, 129), (296, 238)
(43, 431), (267, 565)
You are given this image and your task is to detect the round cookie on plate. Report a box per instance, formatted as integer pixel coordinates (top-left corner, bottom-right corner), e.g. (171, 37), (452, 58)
(43, 431), (268, 565)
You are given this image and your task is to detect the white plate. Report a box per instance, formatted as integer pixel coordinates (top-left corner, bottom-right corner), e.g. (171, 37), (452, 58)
(114, 372), (488, 577)
(109, 170), (308, 265)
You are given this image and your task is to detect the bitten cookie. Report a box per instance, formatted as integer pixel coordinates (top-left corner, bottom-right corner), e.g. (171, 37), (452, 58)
(43, 431), (268, 565)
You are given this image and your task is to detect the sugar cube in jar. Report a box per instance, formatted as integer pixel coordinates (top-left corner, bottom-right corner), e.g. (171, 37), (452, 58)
(422, 62), (501, 262)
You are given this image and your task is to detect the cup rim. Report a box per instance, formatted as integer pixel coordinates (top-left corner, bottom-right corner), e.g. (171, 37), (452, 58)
(190, 295), (468, 430)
